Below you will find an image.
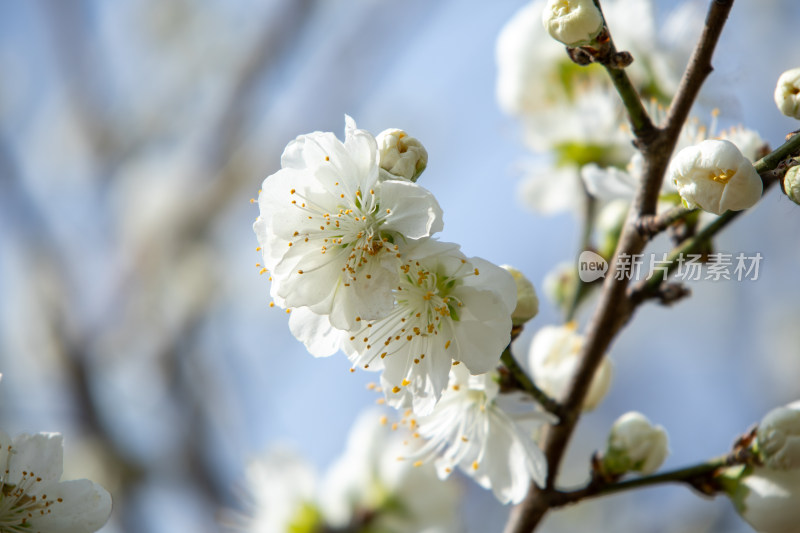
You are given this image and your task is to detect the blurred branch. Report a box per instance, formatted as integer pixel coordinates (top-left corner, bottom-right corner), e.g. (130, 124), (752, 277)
(40, 0), (120, 168)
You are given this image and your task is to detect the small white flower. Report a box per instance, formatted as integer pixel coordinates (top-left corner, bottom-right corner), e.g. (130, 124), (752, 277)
(527, 324), (612, 411)
(668, 139), (763, 215)
(254, 116), (444, 330)
(782, 166), (800, 206)
(345, 239), (517, 415)
(725, 466), (800, 533)
(0, 432), (112, 533)
(240, 447), (321, 533)
(376, 129), (428, 182)
(409, 365), (554, 504)
(603, 411), (669, 475)
(542, 0), (604, 46)
(758, 401), (800, 471)
(321, 410), (460, 533)
(500, 265), (540, 326)
(774, 67), (800, 119)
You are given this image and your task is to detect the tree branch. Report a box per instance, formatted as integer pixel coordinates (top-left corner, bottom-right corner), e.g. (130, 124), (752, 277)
(504, 2), (734, 532)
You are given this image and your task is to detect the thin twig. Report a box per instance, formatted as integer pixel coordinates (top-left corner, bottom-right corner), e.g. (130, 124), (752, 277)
(500, 348), (563, 417)
(635, 205), (696, 240)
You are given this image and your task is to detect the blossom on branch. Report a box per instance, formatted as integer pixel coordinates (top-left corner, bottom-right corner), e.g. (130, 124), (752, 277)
(542, 0), (604, 47)
(758, 401), (800, 472)
(527, 323), (612, 411)
(667, 139), (763, 215)
(254, 116), (443, 330)
(602, 411), (669, 476)
(774, 67), (800, 119)
(407, 365), (554, 504)
(345, 239), (517, 415)
(0, 431), (112, 533)
(782, 165), (800, 206)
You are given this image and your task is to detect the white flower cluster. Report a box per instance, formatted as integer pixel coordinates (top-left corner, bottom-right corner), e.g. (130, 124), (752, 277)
(254, 118), (552, 503)
(497, 0), (704, 217)
(239, 410), (461, 533)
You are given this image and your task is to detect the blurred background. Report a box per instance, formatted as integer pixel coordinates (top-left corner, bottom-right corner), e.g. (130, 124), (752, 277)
(1, 0), (799, 531)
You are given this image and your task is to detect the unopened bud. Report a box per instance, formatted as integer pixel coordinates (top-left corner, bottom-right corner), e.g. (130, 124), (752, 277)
(722, 465), (800, 533)
(376, 129), (428, 182)
(774, 67), (800, 119)
(501, 265), (539, 326)
(542, 0), (604, 47)
(783, 166), (800, 206)
(603, 412), (669, 476)
(668, 139), (763, 215)
(758, 401), (800, 471)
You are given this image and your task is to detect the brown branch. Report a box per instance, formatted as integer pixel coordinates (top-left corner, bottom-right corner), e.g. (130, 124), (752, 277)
(635, 205), (696, 240)
(504, 2), (734, 532)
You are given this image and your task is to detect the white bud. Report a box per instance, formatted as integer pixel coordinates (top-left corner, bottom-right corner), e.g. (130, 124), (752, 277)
(501, 265), (540, 326)
(774, 67), (800, 119)
(527, 324), (612, 411)
(668, 139), (763, 215)
(724, 466), (800, 533)
(758, 401), (800, 471)
(603, 412), (669, 476)
(783, 166), (800, 206)
(542, 0), (604, 47)
(376, 129), (428, 181)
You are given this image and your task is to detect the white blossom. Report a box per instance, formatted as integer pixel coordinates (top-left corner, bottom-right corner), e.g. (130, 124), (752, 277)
(500, 265), (540, 326)
(527, 323), (612, 411)
(320, 410), (460, 533)
(603, 411), (669, 475)
(240, 447), (319, 533)
(758, 401), (800, 471)
(376, 129), (428, 182)
(726, 466), (800, 533)
(668, 139), (763, 215)
(345, 239), (517, 415)
(783, 166), (800, 206)
(254, 116), (443, 330)
(542, 0), (603, 46)
(582, 107), (767, 204)
(774, 67), (800, 119)
(0, 432), (112, 533)
(408, 365), (554, 504)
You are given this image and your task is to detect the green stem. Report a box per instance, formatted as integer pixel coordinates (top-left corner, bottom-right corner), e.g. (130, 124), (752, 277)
(605, 66), (654, 140)
(500, 347), (562, 416)
(565, 188), (597, 322)
(754, 132), (800, 173)
(552, 456), (732, 507)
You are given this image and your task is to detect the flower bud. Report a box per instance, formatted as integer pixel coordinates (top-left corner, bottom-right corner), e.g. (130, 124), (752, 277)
(722, 465), (800, 533)
(602, 412), (669, 476)
(782, 165), (800, 206)
(542, 0), (604, 47)
(758, 401), (800, 471)
(376, 129), (428, 182)
(668, 139), (763, 215)
(543, 262), (578, 314)
(774, 67), (800, 119)
(527, 324), (612, 411)
(501, 265), (540, 326)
